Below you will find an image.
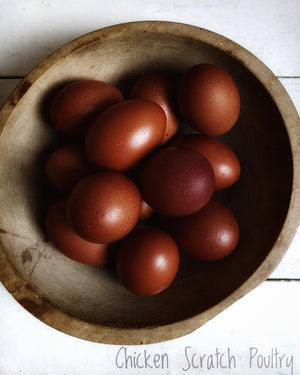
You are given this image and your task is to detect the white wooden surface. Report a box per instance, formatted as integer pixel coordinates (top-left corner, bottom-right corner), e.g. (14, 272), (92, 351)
(0, 1), (299, 374)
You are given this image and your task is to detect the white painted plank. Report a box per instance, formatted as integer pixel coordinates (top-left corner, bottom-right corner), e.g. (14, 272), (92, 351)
(0, 1), (300, 372)
(279, 78), (300, 115)
(270, 78), (300, 278)
(0, 280), (299, 374)
(0, 0), (299, 77)
(270, 227), (300, 279)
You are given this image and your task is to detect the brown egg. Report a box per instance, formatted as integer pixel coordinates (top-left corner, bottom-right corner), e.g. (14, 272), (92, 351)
(50, 80), (123, 138)
(139, 147), (215, 216)
(164, 200), (239, 261)
(85, 99), (166, 172)
(140, 199), (155, 222)
(67, 171), (142, 244)
(46, 197), (114, 265)
(45, 143), (96, 192)
(117, 227), (180, 296)
(129, 73), (179, 145)
(178, 64), (240, 135)
(170, 135), (241, 190)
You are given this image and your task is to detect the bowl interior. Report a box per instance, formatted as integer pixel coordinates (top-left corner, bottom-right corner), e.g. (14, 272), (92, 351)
(0, 24), (293, 333)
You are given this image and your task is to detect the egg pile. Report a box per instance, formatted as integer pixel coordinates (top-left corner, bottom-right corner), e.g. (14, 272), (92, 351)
(45, 64), (241, 296)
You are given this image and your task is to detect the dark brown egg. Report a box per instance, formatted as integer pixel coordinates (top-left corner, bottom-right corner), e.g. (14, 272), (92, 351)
(178, 64), (240, 135)
(170, 134), (241, 190)
(117, 227), (180, 296)
(164, 200), (239, 261)
(85, 99), (166, 172)
(139, 147), (215, 216)
(140, 199), (155, 222)
(129, 73), (179, 145)
(50, 80), (123, 138)
(67, 171), (142, 243)
(45, 143), (96, 192)
(46, 197), (114, 265)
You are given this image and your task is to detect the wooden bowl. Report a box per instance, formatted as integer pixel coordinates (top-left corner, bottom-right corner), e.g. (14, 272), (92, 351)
(0, 21), (299, 345)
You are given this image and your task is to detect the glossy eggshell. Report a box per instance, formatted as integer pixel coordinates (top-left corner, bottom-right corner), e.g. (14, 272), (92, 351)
(85, 99), (166, 171)
(67, 171), (142, 243)
(178, 64), (240, 135)
(140, 199), (155, 222)
(129, 73), (179, 145)
(117, 227), (180, 296)
(170, 134), (241, 190)
(50, 80), (123, 138)
(45, 143), (96, 192)
(46, 198), (114, 265)
(139, 147), (215, 216)
(164, 200), (239, 261)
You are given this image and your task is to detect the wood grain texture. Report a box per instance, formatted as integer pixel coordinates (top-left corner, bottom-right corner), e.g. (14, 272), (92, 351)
(0, 22), (299, 345)
(0, 0), (299, 76)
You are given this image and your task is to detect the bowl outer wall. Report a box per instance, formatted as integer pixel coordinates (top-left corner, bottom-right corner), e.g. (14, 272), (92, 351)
(0, 21), (299, 345)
